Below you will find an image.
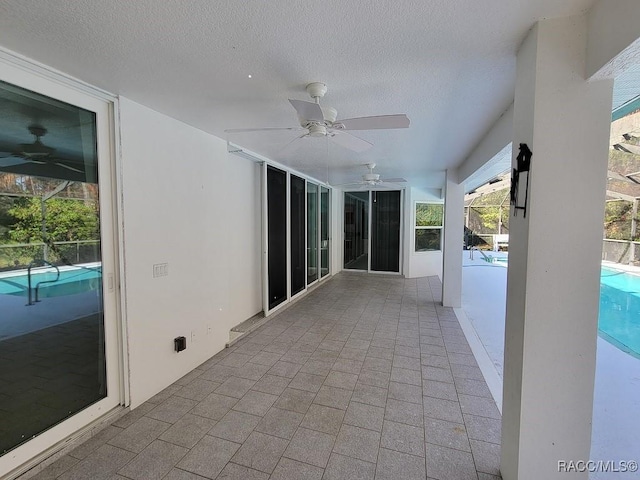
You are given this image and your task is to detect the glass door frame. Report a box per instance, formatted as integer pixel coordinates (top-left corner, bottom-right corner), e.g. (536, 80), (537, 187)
(0, 51), (125, 476)
(342, 189), (404, 275)
(289, 174), (306, 298)
(261, 162), (332, 316)
(307, 181), (319, 288)
(320, 186), (330, 279)
(306, 181), (332, 288)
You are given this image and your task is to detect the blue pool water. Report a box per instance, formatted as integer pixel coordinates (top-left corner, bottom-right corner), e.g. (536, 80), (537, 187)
(486, 256), (640, 357)
(0, 266), (102, 298)
(599, 267), (640, 357)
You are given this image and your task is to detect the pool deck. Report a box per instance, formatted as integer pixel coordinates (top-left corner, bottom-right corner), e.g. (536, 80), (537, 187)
(459, 251), (640, 479)
(0, 291), (101, 340)
(0, 263), (103, 340)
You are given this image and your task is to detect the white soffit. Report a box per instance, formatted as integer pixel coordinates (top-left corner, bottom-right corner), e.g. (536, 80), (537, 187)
(464, 144), (512, 194)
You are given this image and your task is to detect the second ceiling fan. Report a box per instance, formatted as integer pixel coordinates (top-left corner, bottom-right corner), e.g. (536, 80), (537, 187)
(337, 163), (407, 189)
(225, 82), (410, 153)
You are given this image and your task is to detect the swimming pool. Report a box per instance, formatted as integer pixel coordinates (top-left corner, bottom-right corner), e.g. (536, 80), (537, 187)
(0, 265), (102, 298)
(599, 267), (640, 358)
(484, 255), (640, 357)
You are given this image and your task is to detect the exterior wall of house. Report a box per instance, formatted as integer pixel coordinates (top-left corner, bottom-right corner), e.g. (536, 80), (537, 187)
(119, 98), (262, 407)
(404, 187), (444, 279)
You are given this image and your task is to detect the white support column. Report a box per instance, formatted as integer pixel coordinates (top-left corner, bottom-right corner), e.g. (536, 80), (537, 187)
(442, 168), (464, 307)
(501, 16), (614, 480)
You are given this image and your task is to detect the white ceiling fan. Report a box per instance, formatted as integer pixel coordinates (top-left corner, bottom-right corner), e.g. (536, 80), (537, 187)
(225, 82), (410, 153)
(0, 125), (83, 174)
(336, 163), (407, 188)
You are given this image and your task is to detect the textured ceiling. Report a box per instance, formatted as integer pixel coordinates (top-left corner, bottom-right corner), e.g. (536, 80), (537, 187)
(0, 0), (596, 188)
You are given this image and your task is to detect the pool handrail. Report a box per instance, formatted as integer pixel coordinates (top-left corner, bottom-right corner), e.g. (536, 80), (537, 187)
(26, 261), (60, 306)
(469, 246), (493, 263)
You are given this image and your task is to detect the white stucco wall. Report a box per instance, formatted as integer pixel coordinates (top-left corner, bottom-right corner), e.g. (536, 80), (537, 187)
(118, 98), (262, 407)
(404, 187), (443, 279)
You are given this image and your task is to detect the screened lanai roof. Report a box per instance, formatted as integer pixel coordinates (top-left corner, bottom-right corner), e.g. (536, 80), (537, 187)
(612, 64), (640, 121)
(465, 64), (640, 195)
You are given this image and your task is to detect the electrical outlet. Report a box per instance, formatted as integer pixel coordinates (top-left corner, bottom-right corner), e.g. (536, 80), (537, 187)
(153, 263), (169, 278)
(174, 336), (186, 352)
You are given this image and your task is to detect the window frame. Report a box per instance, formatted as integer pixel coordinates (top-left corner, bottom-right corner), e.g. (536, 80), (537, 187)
(414, 201), (443, 252)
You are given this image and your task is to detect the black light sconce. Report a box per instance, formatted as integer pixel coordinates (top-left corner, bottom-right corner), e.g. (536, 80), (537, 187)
(510, 143), (532, 217)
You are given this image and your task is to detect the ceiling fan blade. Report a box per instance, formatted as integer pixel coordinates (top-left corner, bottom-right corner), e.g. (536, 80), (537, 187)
(225, 127), (303, 134)
(337, 114), (410, 130)
(0, 156), (28, 167)
(0, 160), (86, 182)
(330, 131), (373, 153)
(54, 162), (84, 173)
(289, 99), (324, 122)
(341, 184), (370, 191)
(333, 181), (364, 187)
(373, 183), (406, 190)
(278, 132), (309, 156)
(381, 177), (407, 183)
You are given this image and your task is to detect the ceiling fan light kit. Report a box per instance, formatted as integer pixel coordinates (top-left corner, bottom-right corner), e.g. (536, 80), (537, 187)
(363, 163), (381, 183)
(307, 123), (327, 137)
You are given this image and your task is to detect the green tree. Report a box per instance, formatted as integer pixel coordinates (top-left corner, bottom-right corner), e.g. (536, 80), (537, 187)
(8, 197), (99, 244)
(416, 203), (443, 226)
(604, 201), (633, 240)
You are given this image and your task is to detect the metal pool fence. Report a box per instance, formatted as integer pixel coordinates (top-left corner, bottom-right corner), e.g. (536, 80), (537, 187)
(0, 240), (101, 271)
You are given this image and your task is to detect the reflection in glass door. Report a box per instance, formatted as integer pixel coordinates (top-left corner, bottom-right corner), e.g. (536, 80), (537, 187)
(0, 80), (106, 455)
(307, 182), (318, 284)
(344, 191), (369, 270)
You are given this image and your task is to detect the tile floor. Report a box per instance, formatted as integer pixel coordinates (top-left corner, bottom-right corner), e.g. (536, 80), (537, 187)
(29, 272), (502, 480)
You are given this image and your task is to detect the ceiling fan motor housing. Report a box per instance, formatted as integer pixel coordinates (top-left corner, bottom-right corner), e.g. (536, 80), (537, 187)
(363, 173), (380, 182)
(20, 125), (55, 157)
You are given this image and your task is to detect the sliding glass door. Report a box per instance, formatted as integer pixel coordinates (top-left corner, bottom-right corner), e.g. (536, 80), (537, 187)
(290, 175), (305, 296)
(307, 182), (318, 285)
(371, 190), (401, 272)
(344, 190), (402, 273)
(264, 172), (331, 314)
(267, 166), (287, 309)
(344, 191), (369, 270)
(320, 186), (330, 278)
(0, 68), (120, 467)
